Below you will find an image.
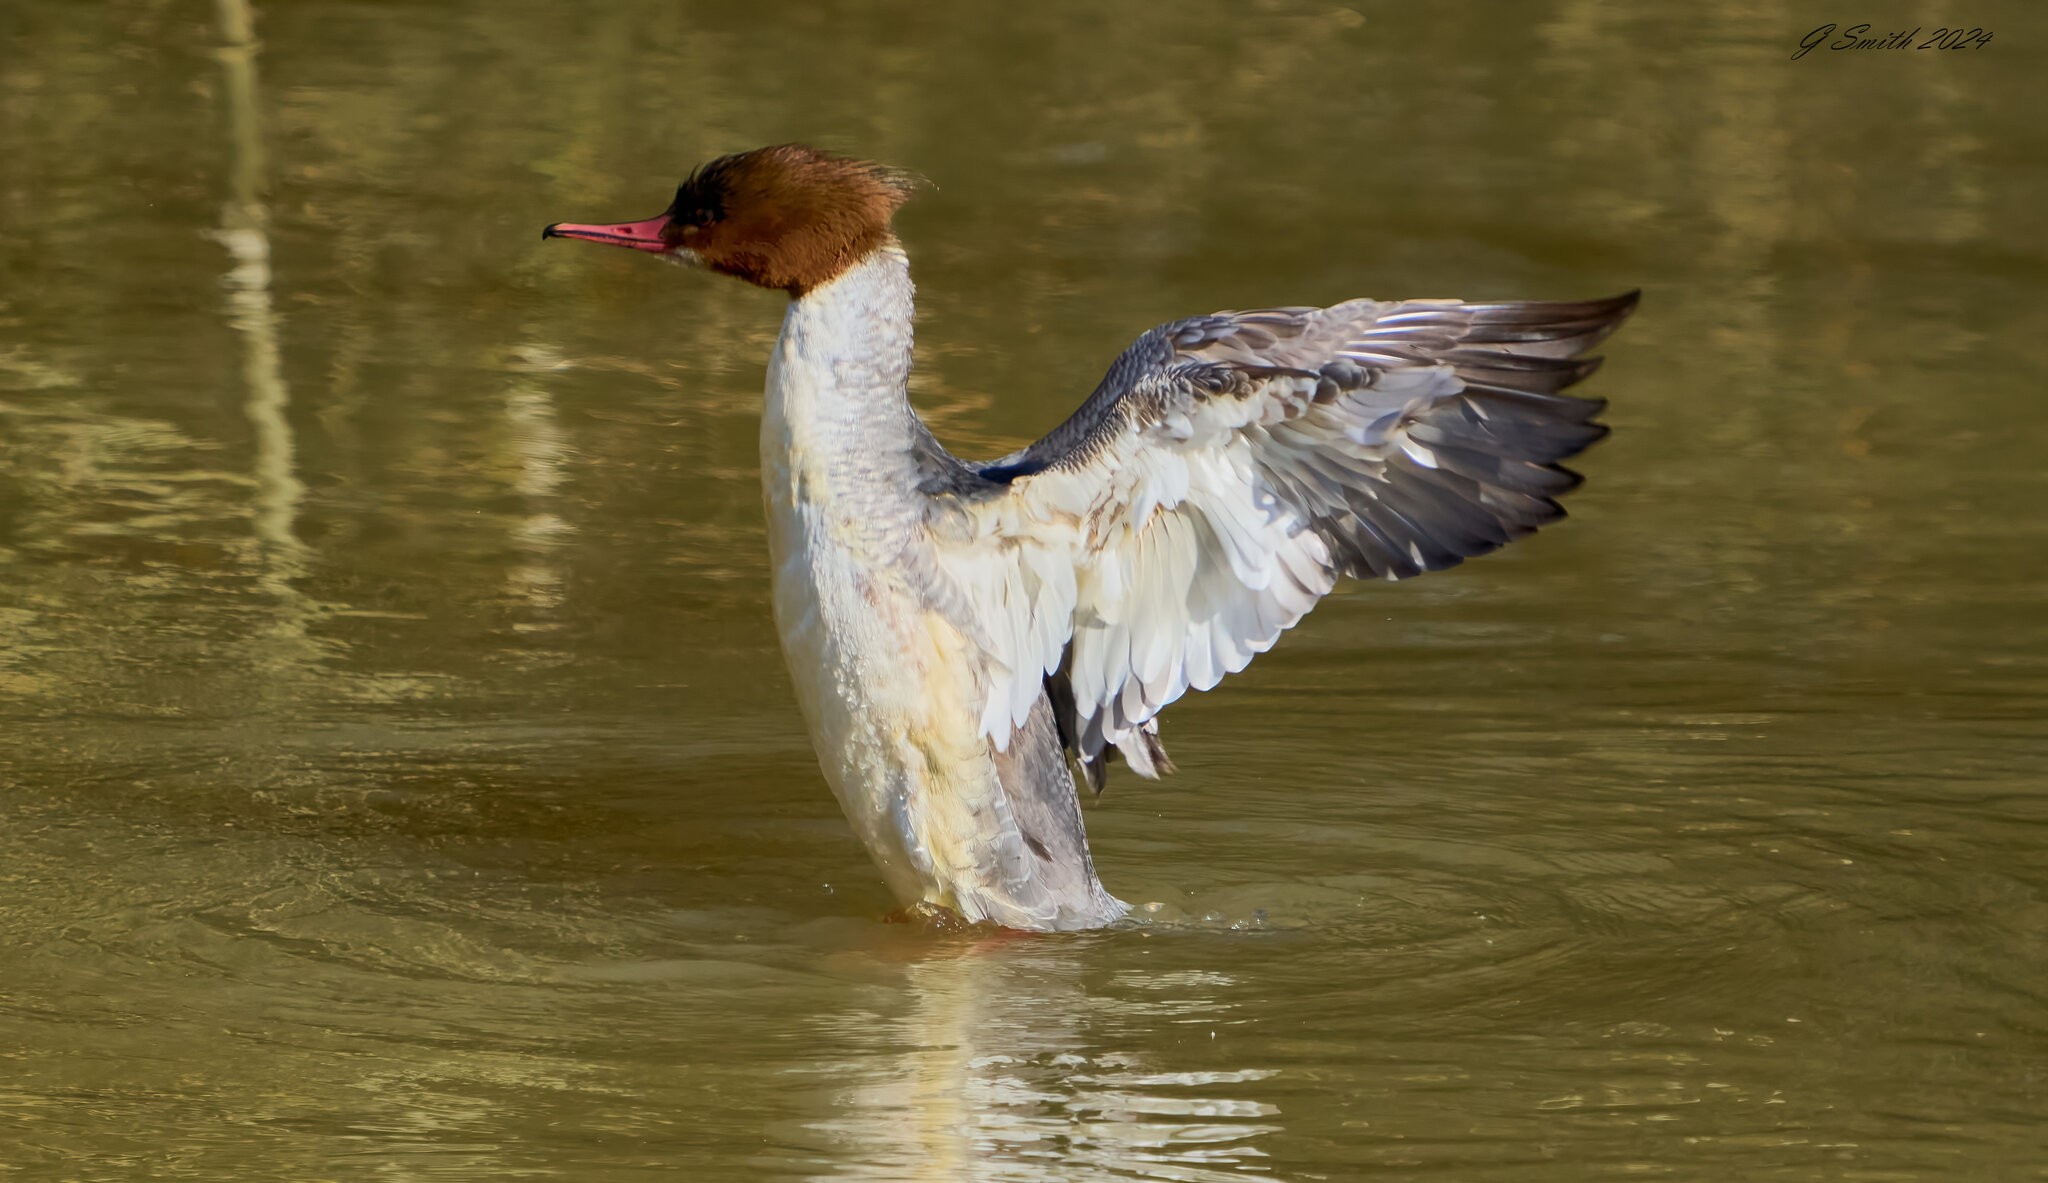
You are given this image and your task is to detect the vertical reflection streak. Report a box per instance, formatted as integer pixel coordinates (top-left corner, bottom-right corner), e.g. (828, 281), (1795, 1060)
(503, 377), (571, 621)
(213, 0), (318, 664)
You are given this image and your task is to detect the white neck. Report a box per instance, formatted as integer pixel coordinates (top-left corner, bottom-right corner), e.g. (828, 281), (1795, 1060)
(760, 246), (926, 556)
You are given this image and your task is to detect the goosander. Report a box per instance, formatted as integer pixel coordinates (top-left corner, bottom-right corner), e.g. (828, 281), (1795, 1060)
(544, 145), (1635, 932)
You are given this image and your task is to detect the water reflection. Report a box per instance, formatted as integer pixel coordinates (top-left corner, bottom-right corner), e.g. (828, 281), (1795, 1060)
(213, 0), (325, 684)
(499, 375), (572, 622)
(805, 941), (1277, 1182)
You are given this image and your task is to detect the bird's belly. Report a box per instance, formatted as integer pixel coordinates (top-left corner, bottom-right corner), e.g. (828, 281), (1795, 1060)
(757, 406), (1121, 930)
(764, 484), (993, 909)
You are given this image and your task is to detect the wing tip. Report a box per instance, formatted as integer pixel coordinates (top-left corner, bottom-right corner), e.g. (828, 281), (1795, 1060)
(1459, 288), (1642, 360)
(1572, 288), (1642, 357)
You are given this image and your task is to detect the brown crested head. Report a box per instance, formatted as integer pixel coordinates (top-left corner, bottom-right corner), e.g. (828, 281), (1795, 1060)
(543, 145), (919, 297)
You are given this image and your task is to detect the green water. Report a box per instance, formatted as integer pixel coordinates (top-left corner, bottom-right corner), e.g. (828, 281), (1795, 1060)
(3, 1), (2045, 1178)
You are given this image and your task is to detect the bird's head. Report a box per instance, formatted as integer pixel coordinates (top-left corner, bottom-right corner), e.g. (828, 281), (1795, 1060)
(543, 144), (920, 297)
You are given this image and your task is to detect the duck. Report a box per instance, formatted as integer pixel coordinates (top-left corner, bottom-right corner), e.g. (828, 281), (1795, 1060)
(544, 144), (1635, 932)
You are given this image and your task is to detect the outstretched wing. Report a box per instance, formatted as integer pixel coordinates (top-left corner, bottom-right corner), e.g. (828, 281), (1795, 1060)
(926, 291), (1636, 790)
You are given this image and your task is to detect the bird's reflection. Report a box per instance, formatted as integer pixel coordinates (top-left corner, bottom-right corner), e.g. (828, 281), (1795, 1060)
(801, 936), (1279, 1181)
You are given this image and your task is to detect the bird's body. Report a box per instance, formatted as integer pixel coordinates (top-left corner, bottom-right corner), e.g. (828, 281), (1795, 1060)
(760, 245), (1122, 927)
(546, 145), (1634, 931)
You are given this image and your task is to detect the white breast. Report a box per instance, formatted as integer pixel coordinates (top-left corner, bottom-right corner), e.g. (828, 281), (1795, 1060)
(758, 249), (962, 905)
(754, 247), (1122, 930)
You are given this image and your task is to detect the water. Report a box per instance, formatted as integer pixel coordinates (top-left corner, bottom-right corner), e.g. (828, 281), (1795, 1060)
(4, 1), (2045, 1178)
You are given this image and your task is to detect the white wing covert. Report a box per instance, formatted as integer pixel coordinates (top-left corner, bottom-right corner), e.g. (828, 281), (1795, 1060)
(926, 291), (1637, 791)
